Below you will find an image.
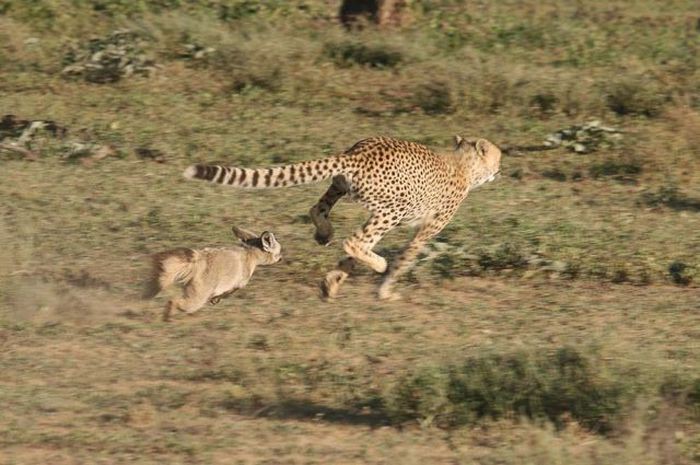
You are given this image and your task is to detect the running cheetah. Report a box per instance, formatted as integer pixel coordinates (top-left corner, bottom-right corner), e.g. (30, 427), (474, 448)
(183, 136), (502, 300)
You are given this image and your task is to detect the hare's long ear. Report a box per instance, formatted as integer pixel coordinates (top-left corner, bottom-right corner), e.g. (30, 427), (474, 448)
(232, 226), (258, 242)
(260, 231), (278, 252)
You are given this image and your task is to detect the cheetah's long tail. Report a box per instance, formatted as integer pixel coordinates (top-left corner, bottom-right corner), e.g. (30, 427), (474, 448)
(183, 156), (348, 189)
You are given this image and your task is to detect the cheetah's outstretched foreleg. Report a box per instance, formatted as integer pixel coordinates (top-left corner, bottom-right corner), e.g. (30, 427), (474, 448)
(320, 210), (403, 298)
(378, 215), (451, 301)
(320, 257), (355, 299)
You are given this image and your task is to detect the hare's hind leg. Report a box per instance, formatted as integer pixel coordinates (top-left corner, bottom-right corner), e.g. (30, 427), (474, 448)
(209, 288), (238, 305)
(162, 300), (177, 322)
(162, 283), (211, 321)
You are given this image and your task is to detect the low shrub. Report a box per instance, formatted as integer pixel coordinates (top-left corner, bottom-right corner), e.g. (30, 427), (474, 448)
(228, 66), (282, 93)
(589, 159), (642, 181)
(668, 261), (694, 286)
(324, 41), (402, 69)
(530, 92), (558, 116)
(386, 347), (631, 433)
(430, 243), (541, 280)
(412, 80), (453, 115)
(604, 78), (668, 117)
(478, 243), (528, 271)
(541, 168), (567, 181)
(639, 186), (700, 212)
(659, 374), (700, 419)
(207, 46), (283, 94)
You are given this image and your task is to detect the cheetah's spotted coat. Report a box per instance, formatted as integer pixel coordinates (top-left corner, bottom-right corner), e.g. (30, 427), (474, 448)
(184, 136), (502, 300)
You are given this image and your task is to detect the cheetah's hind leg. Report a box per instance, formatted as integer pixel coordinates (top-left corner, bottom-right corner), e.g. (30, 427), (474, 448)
(310, 176), (348, 246)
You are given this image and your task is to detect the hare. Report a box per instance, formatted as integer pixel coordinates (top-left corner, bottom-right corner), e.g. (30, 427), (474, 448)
(144, 226), (282, 321)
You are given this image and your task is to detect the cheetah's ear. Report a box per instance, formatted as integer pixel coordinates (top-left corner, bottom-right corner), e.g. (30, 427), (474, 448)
(232, 226), (258, 242)
(453, 135), (464, 148)
(474, 139), (490, 158)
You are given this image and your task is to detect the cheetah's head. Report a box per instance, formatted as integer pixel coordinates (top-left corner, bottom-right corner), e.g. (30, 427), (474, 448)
(454, 136), (502, 188)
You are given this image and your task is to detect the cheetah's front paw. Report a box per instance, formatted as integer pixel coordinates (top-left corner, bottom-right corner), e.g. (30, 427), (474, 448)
(378, 284), (401, 301)
(371, 257), (388, 274)
(320, 270), (347, 300)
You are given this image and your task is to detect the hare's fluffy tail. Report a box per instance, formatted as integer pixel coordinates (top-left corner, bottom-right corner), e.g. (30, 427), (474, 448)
(142, 248), (196, 299)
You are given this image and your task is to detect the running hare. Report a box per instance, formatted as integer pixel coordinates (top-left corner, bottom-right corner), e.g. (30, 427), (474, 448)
(144, 226), (281, 321)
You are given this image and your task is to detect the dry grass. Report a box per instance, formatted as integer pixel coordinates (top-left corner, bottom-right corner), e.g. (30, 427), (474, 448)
(1, 0), (699, 463)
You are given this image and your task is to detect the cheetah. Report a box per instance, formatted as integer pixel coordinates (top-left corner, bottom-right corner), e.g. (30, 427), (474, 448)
(183, 136), (502, 300)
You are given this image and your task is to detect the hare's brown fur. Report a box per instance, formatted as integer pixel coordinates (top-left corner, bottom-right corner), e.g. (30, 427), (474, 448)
(145, 227), (281, 320)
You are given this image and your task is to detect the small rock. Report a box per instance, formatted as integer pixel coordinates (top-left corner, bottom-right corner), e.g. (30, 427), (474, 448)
(543, 120), (622, 154)
(61, 29), (158, 84)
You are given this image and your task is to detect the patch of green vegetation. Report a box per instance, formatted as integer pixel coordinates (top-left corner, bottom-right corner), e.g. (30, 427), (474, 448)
(413, 80), (453, 115)
(216, 0), (299, 21)
(247, 333), (270, 351)
(639, 186), (700, 212)
(604, 77), (668, 117)
(529, 92), (558, 116)
(540, 167), (567, 182)
(490, 23), (550, 49)
(179, 364), (246, 383)
(324, 41), (403, 69)
(0, 0), (56, 27)
(61, 29), (157, 84)
(386, 347), (636, 433)
(659, 373), (700, 423)
(477, 243), (528, 272)
(589, 159), (642, 181)
(135, 384), (190, 411)
(668, 261), (694, 286)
